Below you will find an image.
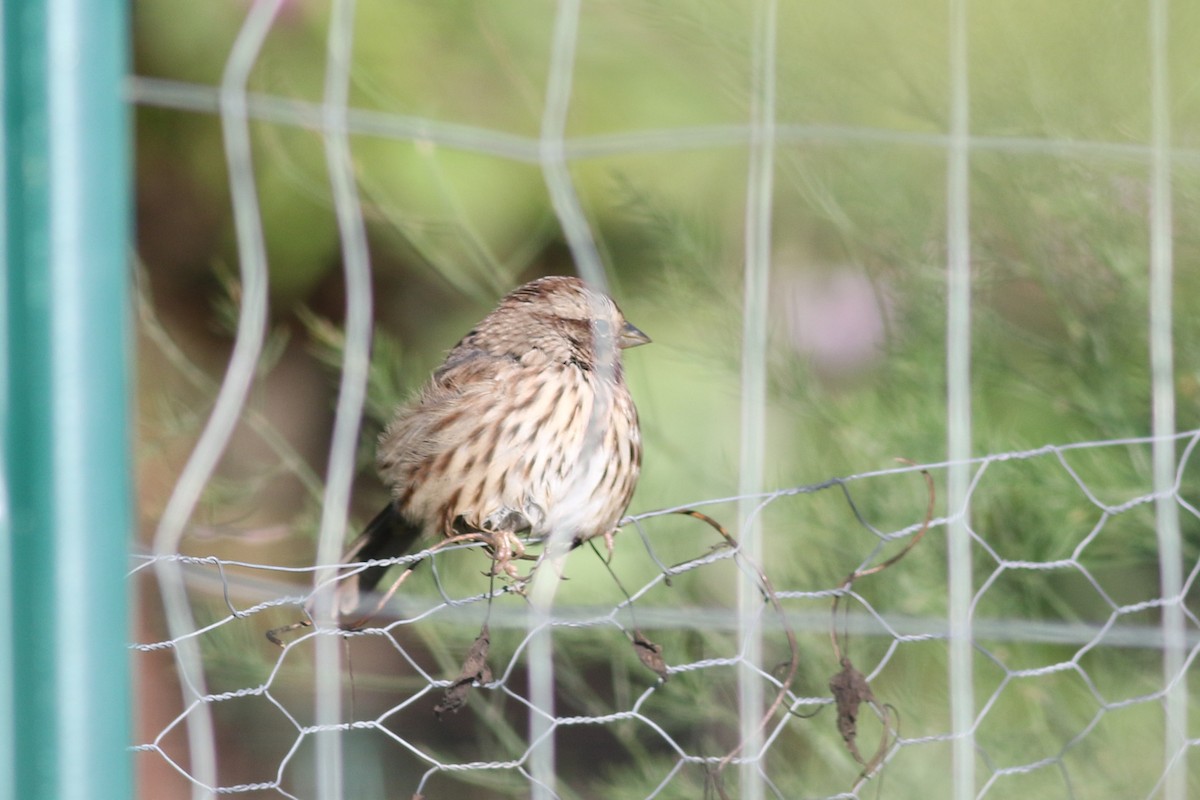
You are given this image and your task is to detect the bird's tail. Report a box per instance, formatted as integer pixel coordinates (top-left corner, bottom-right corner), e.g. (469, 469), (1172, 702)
(335, 503), (423, 622)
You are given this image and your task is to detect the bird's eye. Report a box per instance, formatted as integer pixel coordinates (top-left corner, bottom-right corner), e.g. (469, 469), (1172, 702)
(593, 319), (611, 338)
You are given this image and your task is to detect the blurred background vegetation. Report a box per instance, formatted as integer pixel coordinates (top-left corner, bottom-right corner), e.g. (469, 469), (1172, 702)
(132, 1), (1200, 798)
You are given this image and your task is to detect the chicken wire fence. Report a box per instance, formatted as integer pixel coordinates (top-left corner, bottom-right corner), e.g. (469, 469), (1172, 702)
(128, 0), (1199, 799)
(131, 434), (1200, 799)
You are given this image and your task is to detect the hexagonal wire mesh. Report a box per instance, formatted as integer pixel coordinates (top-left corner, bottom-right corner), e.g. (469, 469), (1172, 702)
(130, 0), (1199, 798)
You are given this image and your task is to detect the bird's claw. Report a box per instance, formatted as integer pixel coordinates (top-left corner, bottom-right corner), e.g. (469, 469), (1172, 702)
(482, 530), (528, 582)
(603, 530), (616, 564)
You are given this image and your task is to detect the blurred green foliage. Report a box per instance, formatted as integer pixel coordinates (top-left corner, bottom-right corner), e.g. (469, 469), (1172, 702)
(134, 0), (1200, 797)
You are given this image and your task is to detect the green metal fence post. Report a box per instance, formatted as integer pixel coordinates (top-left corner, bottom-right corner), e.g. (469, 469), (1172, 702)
(2, 1), (132, 799)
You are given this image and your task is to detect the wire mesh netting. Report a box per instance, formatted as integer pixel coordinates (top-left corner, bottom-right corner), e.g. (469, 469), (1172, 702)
(130, 1), (1200, 798)
(131, 435), (1200, 798)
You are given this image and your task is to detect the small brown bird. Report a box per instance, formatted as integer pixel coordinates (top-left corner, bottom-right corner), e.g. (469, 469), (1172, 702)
(336, 275), (649, 623)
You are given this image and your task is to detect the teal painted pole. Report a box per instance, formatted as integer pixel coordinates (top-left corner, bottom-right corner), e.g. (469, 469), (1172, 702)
(2, 1), (132, 799)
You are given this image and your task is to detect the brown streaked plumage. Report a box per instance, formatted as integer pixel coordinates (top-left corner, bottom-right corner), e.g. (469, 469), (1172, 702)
(336, 275), (649, 622)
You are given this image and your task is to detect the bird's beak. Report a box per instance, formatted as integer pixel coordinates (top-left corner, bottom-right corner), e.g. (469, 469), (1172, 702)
(619, 320), (651, 349)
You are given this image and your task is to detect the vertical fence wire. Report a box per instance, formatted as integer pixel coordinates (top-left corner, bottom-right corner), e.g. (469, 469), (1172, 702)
(1148, 1), (1186, 797)
(945, 0), (975, 797)
(736, 0), (777, 797)
(312, 0), (374, 797)
(539, 0), (605, 292)
(148, 1), (284, 796)
(529, 2), (591, 794)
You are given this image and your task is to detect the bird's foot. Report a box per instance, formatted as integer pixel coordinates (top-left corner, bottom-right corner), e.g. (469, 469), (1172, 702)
(482, 529), (529, 583)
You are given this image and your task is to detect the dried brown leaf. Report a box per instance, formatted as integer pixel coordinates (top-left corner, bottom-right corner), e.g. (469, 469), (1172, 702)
(435, 625), (492, 718)
(829, 657), (875, 765)
(632, 630), (669, 680)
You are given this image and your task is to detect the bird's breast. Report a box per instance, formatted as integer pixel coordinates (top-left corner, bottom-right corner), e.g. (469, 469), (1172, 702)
(383, 359), (639, 547)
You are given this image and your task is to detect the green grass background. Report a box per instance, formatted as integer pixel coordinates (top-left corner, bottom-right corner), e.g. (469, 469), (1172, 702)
(133, 1), (1200, 797)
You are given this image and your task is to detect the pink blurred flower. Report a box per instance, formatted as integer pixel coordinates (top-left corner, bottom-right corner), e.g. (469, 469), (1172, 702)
(779, 268), (890, 375)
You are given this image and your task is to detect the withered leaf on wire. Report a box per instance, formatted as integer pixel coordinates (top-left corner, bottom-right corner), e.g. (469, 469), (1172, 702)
(435, 625), (493, 718)
(824, 464), (931, 782)
(632, 630), (669, 680)
(829, 657), (876, 765)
